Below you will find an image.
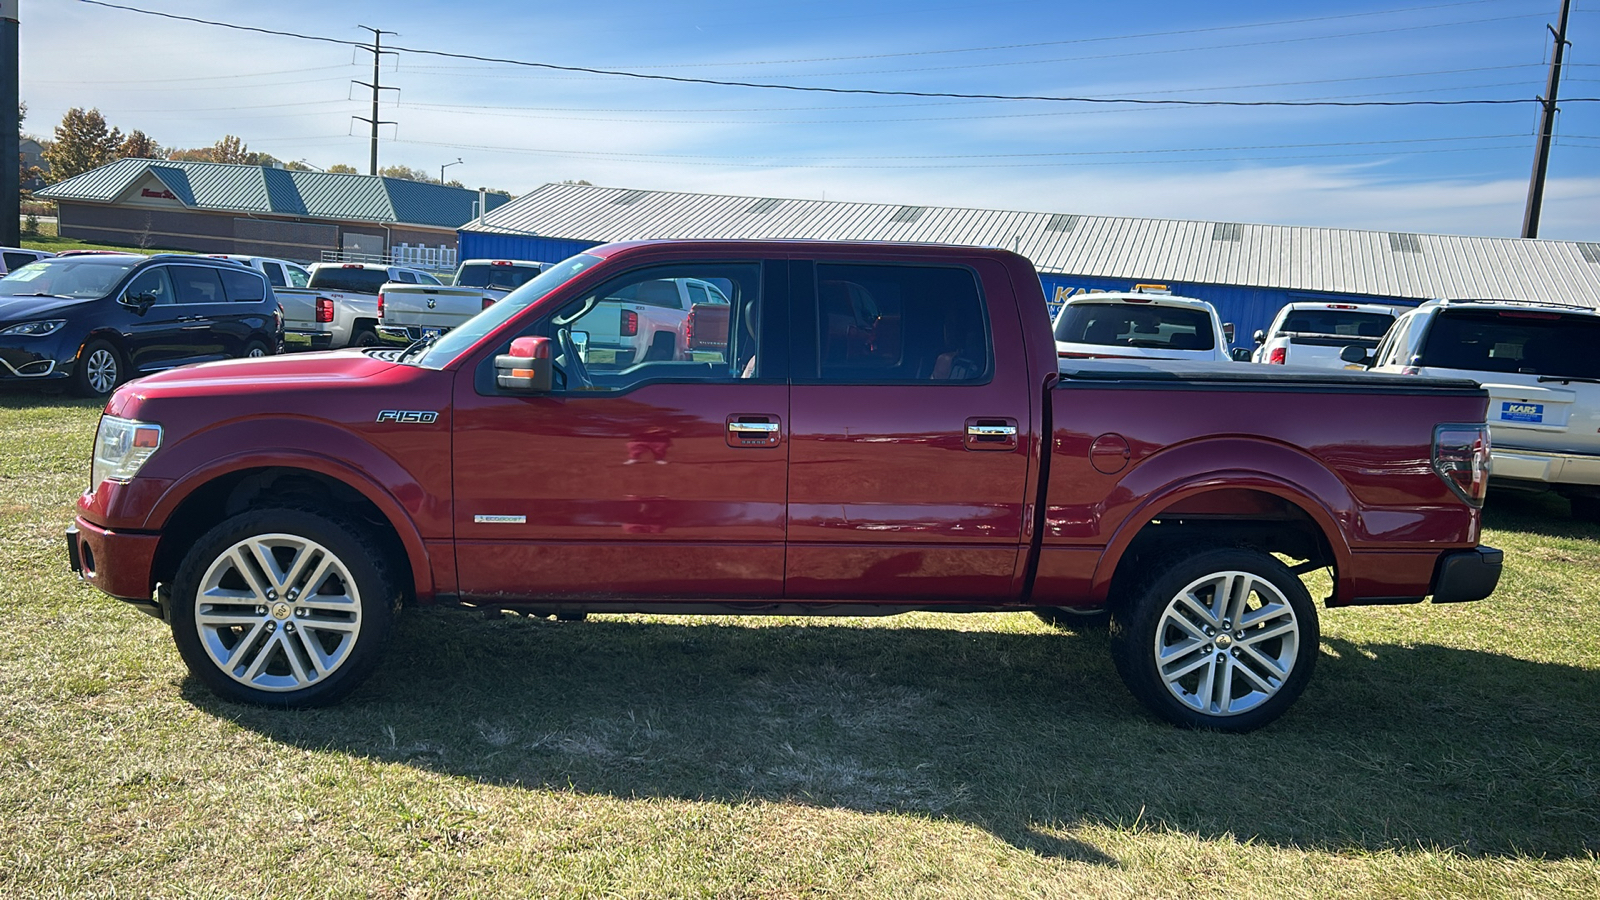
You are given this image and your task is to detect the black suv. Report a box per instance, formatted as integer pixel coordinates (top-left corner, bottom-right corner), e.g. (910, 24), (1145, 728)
(0, 253), (282, 397)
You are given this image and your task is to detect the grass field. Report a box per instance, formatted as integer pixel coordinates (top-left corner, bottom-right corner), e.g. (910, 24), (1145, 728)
(18, 219), (177, 256)
(1, 392), (1596, 898)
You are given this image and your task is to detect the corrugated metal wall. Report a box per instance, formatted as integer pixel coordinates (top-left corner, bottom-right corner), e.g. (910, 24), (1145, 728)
(457, 232), (599, 265)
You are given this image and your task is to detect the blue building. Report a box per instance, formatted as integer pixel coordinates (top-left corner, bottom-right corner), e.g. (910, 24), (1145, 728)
(459, 183), (1600, 352)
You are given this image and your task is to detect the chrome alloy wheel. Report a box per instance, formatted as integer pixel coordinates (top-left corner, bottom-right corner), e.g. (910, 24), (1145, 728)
(1153, 570), (1302, 717)
(194, 533), (363, 692)
(246, 346), (267, 358)
(85, 347), (118, 394)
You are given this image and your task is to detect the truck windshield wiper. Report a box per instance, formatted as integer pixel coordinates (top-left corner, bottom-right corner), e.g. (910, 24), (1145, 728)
(396, 332), (439, 364)
(1537, 375), (1600, 385)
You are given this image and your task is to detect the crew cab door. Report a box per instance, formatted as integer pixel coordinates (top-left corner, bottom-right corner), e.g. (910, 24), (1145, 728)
(450, 259), (789, 602)
(784, 258), (1035, 602)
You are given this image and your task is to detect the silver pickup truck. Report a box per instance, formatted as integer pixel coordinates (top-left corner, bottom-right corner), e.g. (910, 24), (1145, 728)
(281, 263), (442, 350)
(376, 259), (546, 346)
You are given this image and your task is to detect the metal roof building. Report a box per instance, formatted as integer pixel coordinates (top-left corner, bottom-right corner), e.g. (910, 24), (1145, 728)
(459, 182), (1600, 349)
(39, 159), (512, 266)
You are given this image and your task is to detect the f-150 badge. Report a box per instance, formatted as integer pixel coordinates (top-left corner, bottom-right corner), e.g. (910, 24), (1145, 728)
(376, 410), (439, 424)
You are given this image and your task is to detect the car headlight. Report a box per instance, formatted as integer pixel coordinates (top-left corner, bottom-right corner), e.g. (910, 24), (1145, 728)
(92, 415), (163, 488)
(0, 319), (67, 337)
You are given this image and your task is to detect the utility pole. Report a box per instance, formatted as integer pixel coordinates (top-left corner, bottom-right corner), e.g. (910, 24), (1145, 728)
(3, 0), (21, 248)
(1521, 0), (1571, 239)
(352, 26), (398, 177)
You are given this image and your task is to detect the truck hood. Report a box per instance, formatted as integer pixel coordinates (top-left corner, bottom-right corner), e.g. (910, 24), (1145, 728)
(119, 350), (398, 397)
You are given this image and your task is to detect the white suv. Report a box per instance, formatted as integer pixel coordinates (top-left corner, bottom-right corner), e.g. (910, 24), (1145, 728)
(1367, 299), (1600, 521)
(1052, 288), (1238, 363)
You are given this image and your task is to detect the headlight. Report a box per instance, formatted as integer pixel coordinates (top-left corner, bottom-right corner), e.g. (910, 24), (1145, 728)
(0, 319), (67, 337)
(92, 415), (163, 488)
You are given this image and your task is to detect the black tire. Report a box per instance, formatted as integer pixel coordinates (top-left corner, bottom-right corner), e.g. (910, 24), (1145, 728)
(350, 327), (380, 348)
(168, 507), (401, 707)
(71, 339), (123, 398)
(1109, 546), (1318, 732)
(242, 339), (270, 359)
(1033, 606), (1110, 629)
(644, 331), (676, 361)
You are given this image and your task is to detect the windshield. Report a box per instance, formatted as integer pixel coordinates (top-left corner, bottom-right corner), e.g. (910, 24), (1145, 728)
(1419, 308), (1600, 379)
(456, 263), (542, 291)
(307, 267), (390, 294)
(413, 254), (601, 368)
(1054, 302), (1216, 351)
(0, 258), (138, 299)
(1280, 309), (1394, 338)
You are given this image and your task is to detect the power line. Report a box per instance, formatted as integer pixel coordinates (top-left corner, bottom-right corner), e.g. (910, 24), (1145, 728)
(72, 1), (1599, 109)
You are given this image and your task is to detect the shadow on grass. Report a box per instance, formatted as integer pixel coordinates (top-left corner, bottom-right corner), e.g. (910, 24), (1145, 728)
(189, 611), (1600, 863)
(1484, 487), (1600, 541)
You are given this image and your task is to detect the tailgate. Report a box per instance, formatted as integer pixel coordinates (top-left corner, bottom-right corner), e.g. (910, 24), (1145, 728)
(382, 286), (484, 329)
(1481, 379), (1600, 455)
(274, 289), (319, 331)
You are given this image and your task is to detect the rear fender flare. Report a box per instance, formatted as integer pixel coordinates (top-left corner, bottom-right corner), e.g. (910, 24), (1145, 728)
(1089, 438), (1357, 604)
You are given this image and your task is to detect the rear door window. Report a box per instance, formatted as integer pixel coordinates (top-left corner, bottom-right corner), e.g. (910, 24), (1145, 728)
(1420, 309), (1600, 378)
(220, 268), (266, 302)
(169, 266), (227, 304)
(286, 264), (310, 288)
(804, 263), (990, 383)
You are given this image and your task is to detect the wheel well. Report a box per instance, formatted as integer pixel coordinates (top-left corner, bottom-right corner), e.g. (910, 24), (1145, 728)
(150, 467), (414, 601)
(351, 318), (378, 333)
(1108, 488), (1336, 606)
(79, 328), (128, 362)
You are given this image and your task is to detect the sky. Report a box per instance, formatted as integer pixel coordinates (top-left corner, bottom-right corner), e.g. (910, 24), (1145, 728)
(16, 0), (1600, 241)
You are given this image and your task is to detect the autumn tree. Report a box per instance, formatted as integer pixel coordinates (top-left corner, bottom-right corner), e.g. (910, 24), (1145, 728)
(379, 164), (437, 183)
(42, 107), (123, 182)
(118, 130), (161, 160)
(327, 163), (359, 174)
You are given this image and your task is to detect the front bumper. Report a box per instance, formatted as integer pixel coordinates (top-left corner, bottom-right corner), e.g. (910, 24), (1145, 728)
(0, 337), (73, 380)
(1491, 447), (1600, 488)
(1431, 545), (1503, 604)
(66, 517), (163, 618)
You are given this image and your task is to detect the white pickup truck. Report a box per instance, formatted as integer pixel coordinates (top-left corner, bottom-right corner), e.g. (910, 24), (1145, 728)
(1251, 301), (1401, 368)
(376, 259), (546, 346)
(286, 262), (441, 349)
(579, 275), (732, 365)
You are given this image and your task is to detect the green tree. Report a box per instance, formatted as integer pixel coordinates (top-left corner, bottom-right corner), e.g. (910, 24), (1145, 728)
(118, 130), (161, 160)
(327, 163), (359, 174)
(379, 164), (436, 183)
(42, 107), (123, 182)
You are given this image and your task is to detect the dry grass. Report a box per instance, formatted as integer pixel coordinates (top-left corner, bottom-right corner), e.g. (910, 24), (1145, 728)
(1, 391), (1596, 898)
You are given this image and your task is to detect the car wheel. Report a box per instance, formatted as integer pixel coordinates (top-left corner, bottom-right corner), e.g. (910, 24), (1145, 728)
(168, 507), (400, 707)
(242, 339), (270, 359)
(350, 328), (380, 348)
(1109, 547), (1317, 732)
(1033, 606), (1110, 628)
(72, 340), (123, 398)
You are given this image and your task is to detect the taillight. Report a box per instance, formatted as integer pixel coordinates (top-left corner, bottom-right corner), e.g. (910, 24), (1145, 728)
(1432, 424), (1490, 507)
(621, 310), (638, 337)
(482, 297), (496, 311)
(685, 309), (696, 344)
(315, 297), (334, 323)
(377, 293), (386, 319)
(1268, 347), (1286, 364)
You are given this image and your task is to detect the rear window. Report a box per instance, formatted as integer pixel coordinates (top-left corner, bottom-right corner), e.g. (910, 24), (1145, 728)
(1055, 302), (1216, 352)
(1280, 310), (1394, 338)
(1420, 309), (1600, 379)
(456, 264), (542, 291)
(219, 268), (266, 302)
(307, 267), (390, 294)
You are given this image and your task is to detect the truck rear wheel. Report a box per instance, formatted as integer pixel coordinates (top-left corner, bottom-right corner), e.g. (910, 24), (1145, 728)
(1109, 547), (1317, 732)
(168, 507), (400, 707)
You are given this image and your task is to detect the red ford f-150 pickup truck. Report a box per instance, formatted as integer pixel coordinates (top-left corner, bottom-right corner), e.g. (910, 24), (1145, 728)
(67, 240), (1502, 731)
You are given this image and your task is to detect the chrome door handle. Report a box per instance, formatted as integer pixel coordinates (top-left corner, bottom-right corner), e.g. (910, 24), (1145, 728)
(967, 424), (1017, 438)
(728, 422), (780, 433)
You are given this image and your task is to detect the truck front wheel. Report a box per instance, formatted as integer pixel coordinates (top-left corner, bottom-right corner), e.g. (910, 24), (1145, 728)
(1109, 547), (1317, 732)
(168, 508), (400, 707)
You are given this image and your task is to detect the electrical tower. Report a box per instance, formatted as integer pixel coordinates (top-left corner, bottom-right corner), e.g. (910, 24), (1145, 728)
(352, 26), (398, 176)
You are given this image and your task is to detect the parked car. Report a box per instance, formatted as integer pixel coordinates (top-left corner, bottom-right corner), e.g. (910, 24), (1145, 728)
(287, 263), (441, 349)
(0, 252), (279, 397)
(1252, 301), (1401, 368)
(1360, 298), (1600, 521)
(1052, 288), (1242, 362)
(68, 240), (1500, 731)
(578, 274), (729, 365)
(376, 259), (547, 346)
(1, 246), (55, 275)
